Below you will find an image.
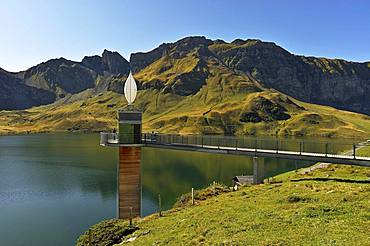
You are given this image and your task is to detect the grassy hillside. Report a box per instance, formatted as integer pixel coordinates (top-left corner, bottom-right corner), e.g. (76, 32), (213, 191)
(77, 159), (370, 245)
(1, 88), (370, 138)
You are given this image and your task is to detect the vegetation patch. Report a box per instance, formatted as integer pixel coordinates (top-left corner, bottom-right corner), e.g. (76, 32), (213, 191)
(174, 182), (230, 207)
(304, 206), (343, 218)
(77, 219), (138, 246)
(251, 96), (291, 121)
(239, 111), (262, 123)
(286, 195), (317, 203)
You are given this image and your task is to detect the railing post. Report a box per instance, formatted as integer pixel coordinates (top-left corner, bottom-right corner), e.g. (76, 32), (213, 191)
(129, 207), (133, 226)
(191, 188), (194, 205)
(235, 138), (238, 150)
(276, 140), (279, 154)
(158, 194), (162, 217)
(353, 144), (356, 159)
(201, 135), (203, 147)
(299, 142), (302, 155)
(325, 143), (328, 157)
(218, 137), (220, 150)
(255, 139), (257, 154)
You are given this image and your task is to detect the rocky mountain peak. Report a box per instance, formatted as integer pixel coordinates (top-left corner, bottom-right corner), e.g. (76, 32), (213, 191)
(81, 55), (104, 73)
(130, 36), (213, 72)
(173, 36), (213, 48)
(81, 50), (130, 75)
(101, 49), (130, 75)
(0, 67), (55, 110)
(23, 57), (73, 79)
(231, 38), (246, 45)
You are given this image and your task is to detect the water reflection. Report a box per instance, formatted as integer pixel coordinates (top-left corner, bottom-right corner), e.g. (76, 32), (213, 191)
(141, 147), (313, 213)
(0, 133), (353, 246)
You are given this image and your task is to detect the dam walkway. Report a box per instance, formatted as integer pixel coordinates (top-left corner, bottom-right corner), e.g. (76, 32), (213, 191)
(101, 133), (370, 167)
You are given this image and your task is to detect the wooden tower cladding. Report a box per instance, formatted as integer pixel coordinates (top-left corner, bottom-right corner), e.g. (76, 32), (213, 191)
(117, 109), (142, 219)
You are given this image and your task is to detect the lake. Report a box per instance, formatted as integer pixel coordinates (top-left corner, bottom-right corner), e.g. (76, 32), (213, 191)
(0, 133), (358, 245)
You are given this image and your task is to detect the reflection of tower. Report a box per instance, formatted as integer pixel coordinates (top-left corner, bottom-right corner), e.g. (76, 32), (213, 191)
(100, 72), (142, 219)
(253, 157), (264, 184)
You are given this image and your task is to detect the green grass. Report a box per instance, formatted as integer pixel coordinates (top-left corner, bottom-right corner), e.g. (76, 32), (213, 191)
(1, 89), (370, 139)
(357, 145), (370, 157)
(77, 164), (370, 245)
(135, 53), (200, 85)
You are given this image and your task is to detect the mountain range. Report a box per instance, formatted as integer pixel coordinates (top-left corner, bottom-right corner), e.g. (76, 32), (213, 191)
(0, 36), (369, 137)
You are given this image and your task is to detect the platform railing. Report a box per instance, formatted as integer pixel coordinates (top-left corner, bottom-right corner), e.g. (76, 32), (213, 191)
(100, 132), (119, 145)
(142, 133), (370, 159)
(101, 132), (369, 159)
(100, 132), (145, 145)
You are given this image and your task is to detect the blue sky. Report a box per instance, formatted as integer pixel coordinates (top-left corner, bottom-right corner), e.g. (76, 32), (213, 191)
(1, 0), (370, 71)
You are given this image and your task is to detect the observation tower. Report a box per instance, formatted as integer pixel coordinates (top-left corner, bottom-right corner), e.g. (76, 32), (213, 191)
(100, 72), (142, 219)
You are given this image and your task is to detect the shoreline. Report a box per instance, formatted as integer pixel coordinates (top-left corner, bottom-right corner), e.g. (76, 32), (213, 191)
(0, 129), (368, 142)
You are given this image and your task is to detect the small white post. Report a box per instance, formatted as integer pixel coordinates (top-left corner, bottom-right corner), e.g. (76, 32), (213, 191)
(191, 188), (194, 205)
(253, 157), (258, 184)
(158, 194), (162, 217)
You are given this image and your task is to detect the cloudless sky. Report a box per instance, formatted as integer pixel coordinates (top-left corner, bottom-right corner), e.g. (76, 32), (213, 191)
(1, 0), (370, 71)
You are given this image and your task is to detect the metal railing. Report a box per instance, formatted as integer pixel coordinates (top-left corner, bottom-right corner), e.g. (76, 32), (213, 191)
(142, 133), (370, 159)
(100, 132), (143, 145)
(101, 132), (370, 159)
(100, 132), (119, 145)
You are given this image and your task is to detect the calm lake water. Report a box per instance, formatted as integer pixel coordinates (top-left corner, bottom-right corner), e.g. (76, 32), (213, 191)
(0, 133), (359, 245)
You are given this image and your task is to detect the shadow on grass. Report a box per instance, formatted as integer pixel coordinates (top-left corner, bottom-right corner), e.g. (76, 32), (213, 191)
(291, 177), (370, 184)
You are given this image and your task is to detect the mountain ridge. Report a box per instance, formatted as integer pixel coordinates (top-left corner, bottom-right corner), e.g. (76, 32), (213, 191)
(0, 36), (370, 137)
(0, 50), (132, 110)
(1, 36), (369, 113)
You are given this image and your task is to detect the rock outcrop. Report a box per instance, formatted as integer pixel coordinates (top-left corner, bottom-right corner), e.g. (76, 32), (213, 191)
(0, 50), (131, 109)
(0, 69), (55, 110)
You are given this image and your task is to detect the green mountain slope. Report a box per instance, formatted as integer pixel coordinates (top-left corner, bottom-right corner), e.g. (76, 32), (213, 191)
(1, 89), (369, 138)
(0, 36), (370, 137)
(130, 36), (370, 115)
(209, 38), (370, 115)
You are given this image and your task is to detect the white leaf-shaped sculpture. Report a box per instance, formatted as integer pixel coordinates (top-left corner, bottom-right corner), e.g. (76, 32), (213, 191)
(124, 72), (137, 105)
